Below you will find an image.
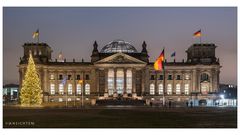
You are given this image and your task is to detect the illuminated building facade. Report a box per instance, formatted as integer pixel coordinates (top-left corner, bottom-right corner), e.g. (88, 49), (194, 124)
(18, 39), (221, 105)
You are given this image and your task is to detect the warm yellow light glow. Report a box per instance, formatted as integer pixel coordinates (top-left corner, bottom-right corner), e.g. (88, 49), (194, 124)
(20, 52), (43, 106)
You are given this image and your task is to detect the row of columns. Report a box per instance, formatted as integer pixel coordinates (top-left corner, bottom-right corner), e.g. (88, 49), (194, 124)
(104, 68), (136, 95)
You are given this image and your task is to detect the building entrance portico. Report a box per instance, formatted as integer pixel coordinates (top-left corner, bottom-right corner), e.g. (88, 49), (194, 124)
(108, 68), (131, 96)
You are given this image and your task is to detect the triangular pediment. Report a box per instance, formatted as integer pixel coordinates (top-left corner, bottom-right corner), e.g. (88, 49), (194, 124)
(94, 53), (146, 65)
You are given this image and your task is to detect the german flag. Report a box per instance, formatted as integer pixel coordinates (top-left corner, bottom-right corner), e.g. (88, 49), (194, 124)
(154, 49), (164, 71)
(193, 29), (201, 37)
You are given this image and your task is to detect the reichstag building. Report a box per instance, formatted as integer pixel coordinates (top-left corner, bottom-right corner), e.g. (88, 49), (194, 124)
(18, 39), (221, 105)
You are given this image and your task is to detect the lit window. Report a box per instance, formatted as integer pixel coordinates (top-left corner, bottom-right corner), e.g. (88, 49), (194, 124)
(76, 84), (81, 95)
(150, 83), (155, 95)
(167, 84), (172, 95)
(39, 50), (42, 55)
(85, 84), (90, 95)
(68, 98), (71, 101)
(108, 69), (114, 95)
(116, 70), (124, 94)
(126, 69), (132, 94)
(68, 84), (72, 95)
(50, 74), (54, 80)
(185, 74), (190, 80)
(59, 84), (64, 95)
(50, 84), (55, 95)
(176, 84), (181, 94)
(59, 98), (63, 102)
(185, 84), (189, 95)
(158, 84), (163, 95)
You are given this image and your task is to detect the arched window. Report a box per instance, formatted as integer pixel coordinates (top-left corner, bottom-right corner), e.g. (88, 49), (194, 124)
(85, 83), (90, 95)
(201, 73), (209, 82)
(68, 84), (72, 95)
(167, 84), (172, 95)
(158, 84), (163, 95)
(59, 84), (64, 95)
(76, 84), (81, 95)
(150, 83), (155, 95)
(126, 69), (132, 94)
(176, 84), (181, 94)
(108, 69), (114, 95)
(50, 84), (55, 95)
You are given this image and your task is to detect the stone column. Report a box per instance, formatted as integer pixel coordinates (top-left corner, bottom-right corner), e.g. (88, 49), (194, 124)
(43, 68), (48, 94)
(113, 68), (118, 98)
(141, 69), (145, 96)
(123, 68), (127, 97)
(132, 68), (136, 97)
(192, 70), (196, 92)
(104, 69), (108, 97)
(172, 71), (175, 95)
(181, 71), (184, 95)
(155, 71), (158, 95)
(95, 69), (99, 97)
(73, 71), (76, 95)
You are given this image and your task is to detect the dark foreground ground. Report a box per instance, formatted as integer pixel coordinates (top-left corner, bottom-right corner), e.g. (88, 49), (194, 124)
(3, 106), (237, 128)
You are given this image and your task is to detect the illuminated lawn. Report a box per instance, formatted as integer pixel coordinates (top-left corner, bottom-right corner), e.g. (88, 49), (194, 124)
(3, 106), (237, 128)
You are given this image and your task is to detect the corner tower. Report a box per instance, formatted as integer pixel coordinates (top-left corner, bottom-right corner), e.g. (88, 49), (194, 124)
(20, 43), (52, 64)
(186, 43), (218, 64)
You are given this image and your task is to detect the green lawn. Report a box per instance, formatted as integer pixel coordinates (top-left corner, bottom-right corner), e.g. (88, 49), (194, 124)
(3, 106), (237, 128)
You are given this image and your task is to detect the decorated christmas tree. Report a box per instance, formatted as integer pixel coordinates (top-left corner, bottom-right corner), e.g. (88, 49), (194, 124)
(20, 52), (43, 106)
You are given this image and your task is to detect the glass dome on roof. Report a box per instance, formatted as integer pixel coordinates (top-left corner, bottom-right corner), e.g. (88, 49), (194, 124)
(100, 39), (138, 53)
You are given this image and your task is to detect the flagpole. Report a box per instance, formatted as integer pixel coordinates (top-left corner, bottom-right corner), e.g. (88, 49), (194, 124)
(199, 29), (201, 44)
(163, 47), (165, 107)
(37, 29), (39, 44)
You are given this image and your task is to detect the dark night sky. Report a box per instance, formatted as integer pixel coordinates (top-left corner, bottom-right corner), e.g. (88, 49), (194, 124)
(3, 7), (237, 85)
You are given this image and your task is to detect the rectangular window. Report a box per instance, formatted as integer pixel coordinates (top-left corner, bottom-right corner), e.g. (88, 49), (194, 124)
(68, 75), (72, 80)
(59, 74), (63, 80)
(86, 75), (90, 80)
(158, 84), (163, 95)
(176, 84), (181, 94)
(59, 98), (63, 102)
(185, 84), (189, 95)
(50, 84), (55, 95)
(150, 75), (155, 80)
(59, 84), (64, 95)
(185, 74), (190, 80)
(176, 75), (181, 80)
(126, 70), (132, 94)
(76, 84), (81, 95)
(76, 75), (80, 80)
(150, 84), (155, 95)
(85, 84), (90, 95)
(159, 75), (163, 80)
(50, 74), (54, 80)
(68, 84), (72, 95)
(108, 69), (114, 95)
(167, 84), (172, 95)
(168, 75), (172, 80)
